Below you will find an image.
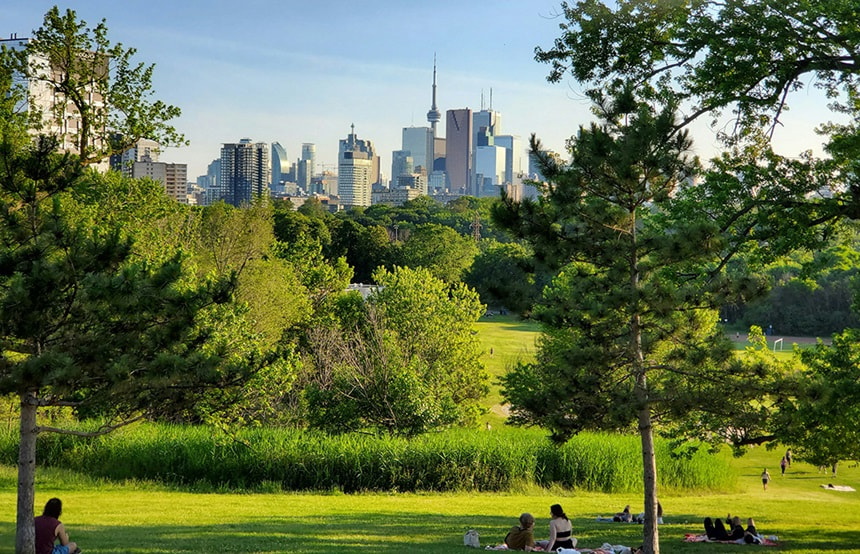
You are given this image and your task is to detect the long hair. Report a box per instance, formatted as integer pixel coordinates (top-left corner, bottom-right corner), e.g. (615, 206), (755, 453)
(43, 498), (62, 519)
(550, 504), (567, 520)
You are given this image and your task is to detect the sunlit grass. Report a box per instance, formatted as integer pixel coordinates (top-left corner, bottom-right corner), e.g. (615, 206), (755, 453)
(0, 444), (858, 553)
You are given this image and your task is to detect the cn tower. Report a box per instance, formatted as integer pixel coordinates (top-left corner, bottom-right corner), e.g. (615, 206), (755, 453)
(426, 54), (441, 137)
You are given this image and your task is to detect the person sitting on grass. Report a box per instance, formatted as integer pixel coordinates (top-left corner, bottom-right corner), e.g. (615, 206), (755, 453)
(504, 513), (537, 551)
(34, 498), (81, 554)
(535, 504), (575, 552)
(614, 505), (632, 523)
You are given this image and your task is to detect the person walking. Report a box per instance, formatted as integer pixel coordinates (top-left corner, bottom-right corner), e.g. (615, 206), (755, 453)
(761, 468), (771, 491)
(780, 456), (787, 476)
(785, 449), (792, 466)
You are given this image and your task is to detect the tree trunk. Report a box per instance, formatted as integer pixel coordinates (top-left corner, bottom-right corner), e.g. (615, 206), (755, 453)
(637, 390), (659, 554)
(16, 391), (37, 554)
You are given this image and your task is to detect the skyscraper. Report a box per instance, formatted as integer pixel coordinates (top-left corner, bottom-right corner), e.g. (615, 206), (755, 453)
(271, 142), (289, 190)
(338, 125), (374, 207)
(339, 124), (380, 185)
(111, 138), (160, 176)
(446, 108), (472, 195)
(220, 139), (270, 206)
(402, 126), (433, 172)
(390, 150), (414, 187)
(494, 134), (522, 184)
(297, 143), (315, 192)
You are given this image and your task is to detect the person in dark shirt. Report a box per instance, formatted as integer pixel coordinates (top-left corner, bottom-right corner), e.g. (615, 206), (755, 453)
(34, 498), (80, 554)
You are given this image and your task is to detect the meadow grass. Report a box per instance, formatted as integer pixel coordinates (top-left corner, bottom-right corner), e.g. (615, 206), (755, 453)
(0, 425), (728, 493)
(0, 445), (857, 553)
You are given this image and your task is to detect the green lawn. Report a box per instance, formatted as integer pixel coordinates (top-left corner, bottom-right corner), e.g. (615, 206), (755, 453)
(475, 314), (540, 427)
(0, 445), (858, 553)
(2, 319), (857, 552)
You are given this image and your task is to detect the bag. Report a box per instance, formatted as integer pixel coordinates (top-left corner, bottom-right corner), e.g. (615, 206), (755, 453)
(464, 529), (480, 548)
(557, 549), (580, 554)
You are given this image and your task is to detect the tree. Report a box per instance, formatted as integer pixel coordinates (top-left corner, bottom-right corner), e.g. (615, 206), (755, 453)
(536, 0), (859, 146)
(0, 10), (251, 553)
(464, 239), (545, 315)
(495, 91), (795, 554)
(3, 7), (184, 166)
(773, 329), (860, 467)
(302, 266), (488, 435)
(395, 223), (478, 284)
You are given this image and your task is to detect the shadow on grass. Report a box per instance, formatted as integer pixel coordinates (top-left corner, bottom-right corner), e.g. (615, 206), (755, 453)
(2, 511), (860, 553)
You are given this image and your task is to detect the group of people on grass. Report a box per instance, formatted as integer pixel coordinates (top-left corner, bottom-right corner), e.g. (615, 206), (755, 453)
(497, 502), (665, 551)
(703, 514), (763, 544)
(499, 504), (576, 552)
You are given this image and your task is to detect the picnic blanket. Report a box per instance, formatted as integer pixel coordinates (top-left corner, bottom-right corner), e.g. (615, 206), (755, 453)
(684, 534), (778, 546)
(821, 484), (855, 491)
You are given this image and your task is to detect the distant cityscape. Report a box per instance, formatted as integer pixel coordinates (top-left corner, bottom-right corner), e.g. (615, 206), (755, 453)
(138, 61), (550, 210)
(4, 31), (552, 211)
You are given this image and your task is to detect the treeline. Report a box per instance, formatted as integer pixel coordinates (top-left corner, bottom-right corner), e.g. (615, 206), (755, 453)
(297, 194), (860, 336)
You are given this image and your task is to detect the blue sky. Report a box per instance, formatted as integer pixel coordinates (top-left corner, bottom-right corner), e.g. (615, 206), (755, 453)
(2, 1), (839, 179)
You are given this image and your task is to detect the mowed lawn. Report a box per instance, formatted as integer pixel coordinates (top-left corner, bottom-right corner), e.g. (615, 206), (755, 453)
(476, 314), (540, 426)
(1, 318), (858, 552)
(0, 447), (858, 553)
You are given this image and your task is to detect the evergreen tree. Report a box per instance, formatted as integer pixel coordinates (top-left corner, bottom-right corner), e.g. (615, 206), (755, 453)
(0, 9), (260, 553)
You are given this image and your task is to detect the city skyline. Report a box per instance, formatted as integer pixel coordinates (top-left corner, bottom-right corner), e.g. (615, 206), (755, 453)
(2, 1), (842, 180)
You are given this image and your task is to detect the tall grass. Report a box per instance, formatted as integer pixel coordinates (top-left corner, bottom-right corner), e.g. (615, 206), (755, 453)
(0, 424), (733, 493)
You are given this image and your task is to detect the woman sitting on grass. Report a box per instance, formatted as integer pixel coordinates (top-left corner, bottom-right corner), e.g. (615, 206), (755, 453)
(34, 498), (81, 554)
(504, 513), (537, 551)
(535, 504), (575, 552)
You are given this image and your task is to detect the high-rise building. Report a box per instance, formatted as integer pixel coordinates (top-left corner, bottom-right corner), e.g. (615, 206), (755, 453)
(445, 108), (472, 195)
(271, 142), (289, 190)
(494, 134), (522, 184)
(474, 145), (506, 195)
(471, 108), (503, 196)
(220, 139), (270, 206)
(131, 160), (188, 202)
(297, 143), (316, 191)
(390, 150), (414, 187)
(401, 126), (433, 176)
(1, 36), (107, 164)
(111, 138), (160, 176)
(338, 125), (374, 207)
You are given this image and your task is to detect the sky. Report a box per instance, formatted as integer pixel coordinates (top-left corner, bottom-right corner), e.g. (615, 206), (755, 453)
(1, 1), (843, 179)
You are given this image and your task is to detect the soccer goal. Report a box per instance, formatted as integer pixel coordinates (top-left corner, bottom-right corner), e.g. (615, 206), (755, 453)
(772, 338), (784, 352)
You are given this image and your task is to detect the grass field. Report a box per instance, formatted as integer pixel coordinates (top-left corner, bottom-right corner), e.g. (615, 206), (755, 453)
(1, 317), (857, 552)
(476, 315), (540, 427)
(0, 446), (857, 553)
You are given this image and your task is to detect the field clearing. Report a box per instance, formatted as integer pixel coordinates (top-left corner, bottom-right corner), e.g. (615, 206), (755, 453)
(1, 319), (855, 552)
(0, 445), (857, 553)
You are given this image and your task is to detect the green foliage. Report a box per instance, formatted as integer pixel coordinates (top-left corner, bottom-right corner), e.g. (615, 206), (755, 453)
(0, 424), (733, 493)
(775, 329), (860, 465)
(394, 223), (478, 284)
(465, 239), (544, 314)
(300, 266), (488, 435)
(6, 7), (184, 165)
(537, 1), (860, 146)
